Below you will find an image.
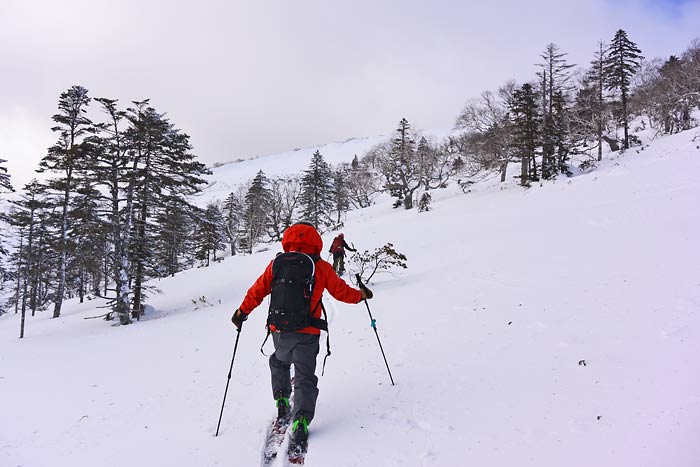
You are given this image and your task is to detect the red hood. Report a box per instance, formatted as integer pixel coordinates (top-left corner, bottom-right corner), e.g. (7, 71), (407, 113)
(281, 223), (323, 255)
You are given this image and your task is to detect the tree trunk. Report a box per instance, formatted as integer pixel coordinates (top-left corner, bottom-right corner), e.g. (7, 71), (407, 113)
(20, 302), (26, 339)
(602, 136), (619, 152)
(14, 231), (24, 314)
(52, 171), (71, 318)
(621, 90), (629, 149)
(520, 155), (529, 186)
(500, 160), (508, 182)
(597, 120), (603, 161)
(132, 199), (148, 317)
(112, 166), (131, 324)
(78, 267), (84, 303)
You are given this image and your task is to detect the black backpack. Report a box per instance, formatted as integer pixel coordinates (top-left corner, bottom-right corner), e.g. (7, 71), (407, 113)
(267, 252), (327, 332)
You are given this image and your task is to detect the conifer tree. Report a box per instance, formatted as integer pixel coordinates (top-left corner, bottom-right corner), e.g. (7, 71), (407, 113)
(510, 83), (541, 186)
(126, 102), (210, 316)
(418, 192), (432, 212)
(66, 178), (105, 303)
(223, 191), (244, 255)
(195, 202), (226, 266)
(88, 97), (136, 323)
(590, 41), (608, 161)
(38, 85), (93, 318)
(383, 118), (421, 209)
(242, 171), (271, 253)
(332, 168), (350, 226)
(657, 55), (685, 133)
(8, 181), (50, 316)
(604, 29), (643, 149)
(538, 43), (575, 178)
(0, 158), (11, 194)
(573, 41), (608, 162)
(299, 151), (334, 230)
(152, 199), (193, 277)
(0, 158), (13, 298)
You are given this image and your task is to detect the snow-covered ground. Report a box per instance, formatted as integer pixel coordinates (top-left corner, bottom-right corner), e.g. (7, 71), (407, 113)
(193, 126), (456, 206)
(1, 128), (699, 467)
(194, 135), (388, 205)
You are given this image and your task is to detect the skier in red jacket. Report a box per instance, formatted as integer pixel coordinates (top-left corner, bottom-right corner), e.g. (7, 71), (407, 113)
(329, 233), (356, 276)
(231, 222), (372, 453)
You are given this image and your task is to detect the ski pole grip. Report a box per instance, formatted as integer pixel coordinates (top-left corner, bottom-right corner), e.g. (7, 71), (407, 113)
(355, 274), (365, 289)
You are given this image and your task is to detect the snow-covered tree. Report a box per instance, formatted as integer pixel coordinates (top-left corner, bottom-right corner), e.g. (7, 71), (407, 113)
(223, 190), (245, 255)
(0, 158), (11, 195)
(268, 177), (301, 242)
(332, 167), (350, 226)
(346, 155), (381, 208)
(604, 29), (644, 149)
(37, 85), (93, 318)
(572, 41), (610, 162)
(66, 178), (106, 304)
(8, 181), (52, 317)
(242, 171), (271, 253)
(194, 202), (226, 266)
(538, 43), (575, 178)
(455, 83), (518, 182)
(381, 118), (421, 209)
(299, 151), (334, 230)
(88, 97), (137, 322)
(126, 102), (210, 317)
(510, 83), (541, 186)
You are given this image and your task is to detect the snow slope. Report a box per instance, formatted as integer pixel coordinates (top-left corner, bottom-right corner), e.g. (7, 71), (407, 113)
(193, 127), (456, 206)
(1, 129), (699, 467)
(194, 135), (387, 205)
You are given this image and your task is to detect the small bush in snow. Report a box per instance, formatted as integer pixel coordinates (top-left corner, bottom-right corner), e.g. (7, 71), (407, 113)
(352, 243), (408, 283)
(418, 192), (432, 212)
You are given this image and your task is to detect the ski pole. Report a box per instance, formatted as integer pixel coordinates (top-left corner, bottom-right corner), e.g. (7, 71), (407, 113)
(355, 274), (395, 386)
(215, 327), (242, 436)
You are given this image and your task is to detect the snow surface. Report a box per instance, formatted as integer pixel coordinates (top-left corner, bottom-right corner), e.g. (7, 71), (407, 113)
(193, 135), (387, 206)
(1, 129), (700, 467)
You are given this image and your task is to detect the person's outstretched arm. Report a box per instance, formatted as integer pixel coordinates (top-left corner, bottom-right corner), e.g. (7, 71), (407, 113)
(319, 261), (363, 303)
(237, 260), (274, 314)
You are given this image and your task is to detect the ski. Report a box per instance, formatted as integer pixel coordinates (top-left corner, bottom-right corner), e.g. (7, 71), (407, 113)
(262, 379), (295, 465)
(287, 441), (306, 465)
(261, 413), (292, 465)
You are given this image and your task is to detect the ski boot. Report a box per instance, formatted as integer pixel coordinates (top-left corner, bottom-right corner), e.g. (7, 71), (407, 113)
(275, 392), (291, 420)
(289, 414), (309, 453)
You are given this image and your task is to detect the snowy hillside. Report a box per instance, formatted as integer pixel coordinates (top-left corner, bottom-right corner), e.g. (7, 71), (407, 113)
(1, 128), (699, 467)
(194, 127), (456, 206)
(194, 135), (387, 205)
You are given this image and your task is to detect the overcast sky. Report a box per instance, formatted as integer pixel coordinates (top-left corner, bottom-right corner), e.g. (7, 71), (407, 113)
(1, 0), (699, 188)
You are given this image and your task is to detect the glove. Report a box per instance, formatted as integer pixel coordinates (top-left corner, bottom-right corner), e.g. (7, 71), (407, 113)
(360, 286), (373, 300)
(231, 308), (248, 330)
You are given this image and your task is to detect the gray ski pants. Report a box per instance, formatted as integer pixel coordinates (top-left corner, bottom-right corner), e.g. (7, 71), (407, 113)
(270, 332), (320, 422)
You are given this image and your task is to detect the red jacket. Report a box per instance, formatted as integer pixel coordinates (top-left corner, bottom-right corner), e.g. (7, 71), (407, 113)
(238, 223), (363, 334)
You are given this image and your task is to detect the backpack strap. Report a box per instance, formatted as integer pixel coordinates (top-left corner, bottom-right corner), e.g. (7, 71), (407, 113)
(306, 298), (327, 331)
(260, 327), (272, 357)
(320, 300), (332, 376)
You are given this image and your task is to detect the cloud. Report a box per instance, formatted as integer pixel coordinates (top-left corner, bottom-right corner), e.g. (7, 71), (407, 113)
(1, 0), (698, 187)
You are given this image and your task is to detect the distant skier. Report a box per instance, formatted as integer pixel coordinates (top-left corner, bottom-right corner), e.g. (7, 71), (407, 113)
(329, 233), (356, 276)
(231, 222), (373, 454)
